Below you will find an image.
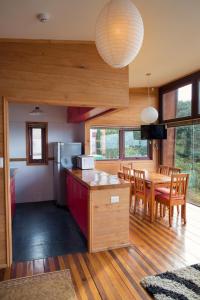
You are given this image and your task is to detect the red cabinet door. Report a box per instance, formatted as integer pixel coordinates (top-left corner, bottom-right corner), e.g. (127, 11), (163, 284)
(66, 174), (73, 210)
(10, 177), (16, 219)
(66, 173), (88, 238)
(79, 185), (88, 238)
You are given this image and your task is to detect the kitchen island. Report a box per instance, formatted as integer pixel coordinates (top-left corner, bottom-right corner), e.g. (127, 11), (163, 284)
(66, 169), (131, 253)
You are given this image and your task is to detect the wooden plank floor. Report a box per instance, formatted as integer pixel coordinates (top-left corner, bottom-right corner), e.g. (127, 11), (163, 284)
(1, 203), (200, 299)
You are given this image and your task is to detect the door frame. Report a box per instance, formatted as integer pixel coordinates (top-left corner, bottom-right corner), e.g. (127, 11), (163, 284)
(2, 97), (12, 267)
(3, 97), (73, 267)
(3, 96), (116, 267)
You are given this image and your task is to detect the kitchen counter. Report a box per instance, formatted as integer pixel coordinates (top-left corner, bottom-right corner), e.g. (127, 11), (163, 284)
(67, 168), (130, 190)
(66, 168), (130, 252)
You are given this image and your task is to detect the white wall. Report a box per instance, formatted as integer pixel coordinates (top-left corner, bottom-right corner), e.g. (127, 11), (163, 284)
(9, 103), (84, 203)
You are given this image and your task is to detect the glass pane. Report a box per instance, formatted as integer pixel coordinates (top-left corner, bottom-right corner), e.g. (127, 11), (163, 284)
(90, 128), (119, 160)
(163, 124), (200, 206)
(124, 130), (148, 158)
(175, 126), (193, 172)
(199, 81), (200, 114)
(32, 128), (42, 159)
(192, 124), (200, 205)
(162, 84), (192, 120)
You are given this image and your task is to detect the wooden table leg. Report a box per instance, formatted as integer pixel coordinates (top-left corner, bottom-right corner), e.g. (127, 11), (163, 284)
(150, 182), (155, 223)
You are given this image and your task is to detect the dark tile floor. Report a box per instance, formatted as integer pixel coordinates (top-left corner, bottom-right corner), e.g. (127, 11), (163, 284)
(12, 201), (87, 262)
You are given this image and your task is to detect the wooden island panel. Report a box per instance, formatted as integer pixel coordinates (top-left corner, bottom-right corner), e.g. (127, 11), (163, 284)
(66, 169), (130, 253)
(89, 187), (130, 252)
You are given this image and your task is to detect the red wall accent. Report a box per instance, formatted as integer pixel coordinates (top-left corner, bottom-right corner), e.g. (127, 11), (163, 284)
(67, 107), (113, 123)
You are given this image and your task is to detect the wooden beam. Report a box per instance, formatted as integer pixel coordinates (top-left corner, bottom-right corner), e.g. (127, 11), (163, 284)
(0, 40), (129, 108)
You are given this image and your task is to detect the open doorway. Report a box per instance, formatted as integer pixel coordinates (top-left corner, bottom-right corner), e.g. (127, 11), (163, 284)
(8, 102), (87, 262)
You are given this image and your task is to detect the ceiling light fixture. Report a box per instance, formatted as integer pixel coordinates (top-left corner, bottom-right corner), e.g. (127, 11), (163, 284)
(29, 106), (45, 116)
(141, 73), (158, 124)
(95, 0), (144, 68)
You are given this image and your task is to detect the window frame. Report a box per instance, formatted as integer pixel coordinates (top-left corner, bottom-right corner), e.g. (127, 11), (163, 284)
(121, 128), (152, 160)
(159, 70), (200, 124)
(90, 127), (153, 161)
(26, 122), (48, 165)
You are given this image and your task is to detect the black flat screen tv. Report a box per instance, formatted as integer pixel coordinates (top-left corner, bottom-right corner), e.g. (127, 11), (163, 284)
(141, 125), (167, 140)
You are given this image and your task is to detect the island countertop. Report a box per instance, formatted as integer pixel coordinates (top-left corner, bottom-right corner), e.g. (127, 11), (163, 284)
(66, 168), (131, 190)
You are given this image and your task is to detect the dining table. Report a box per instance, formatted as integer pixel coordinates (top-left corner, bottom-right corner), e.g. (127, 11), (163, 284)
(118, 169), (171, 222)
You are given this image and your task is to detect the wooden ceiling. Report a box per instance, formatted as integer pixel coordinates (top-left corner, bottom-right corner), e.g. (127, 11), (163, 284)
(0, 0), (199, 87)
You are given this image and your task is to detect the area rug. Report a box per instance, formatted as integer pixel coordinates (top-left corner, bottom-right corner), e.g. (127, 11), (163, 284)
(0, 269), (76, 300)
(141, 264), (200, 300)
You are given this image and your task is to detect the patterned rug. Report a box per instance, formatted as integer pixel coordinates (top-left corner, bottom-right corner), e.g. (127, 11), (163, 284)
(0, 269), (76, 300)
(141, 264), (200, 300)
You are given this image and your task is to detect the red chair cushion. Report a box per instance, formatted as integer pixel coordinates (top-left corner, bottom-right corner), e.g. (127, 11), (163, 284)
(156, 190), (184, 201)
(155, 187), (170, 194)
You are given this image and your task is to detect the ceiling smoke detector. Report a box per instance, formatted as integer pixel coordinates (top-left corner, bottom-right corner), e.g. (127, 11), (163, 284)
(37, 13), (50, 23)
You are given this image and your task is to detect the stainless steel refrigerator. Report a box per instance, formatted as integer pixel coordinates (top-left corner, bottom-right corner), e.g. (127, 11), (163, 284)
(53, 142), (82, 206)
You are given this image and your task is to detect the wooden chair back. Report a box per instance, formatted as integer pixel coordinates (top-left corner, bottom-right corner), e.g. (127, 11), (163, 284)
(170, 174), (189, 200)
(168, 167), (181, 176)
(122, 166), (131, 181)
(120, 162), (133, 171)
(158, 165), (169, 175)
(134, 169), (145, 195)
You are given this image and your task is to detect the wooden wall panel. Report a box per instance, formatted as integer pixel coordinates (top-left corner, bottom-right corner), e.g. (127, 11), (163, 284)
(0, 98), (6, 266)
(85, 88), (159, 174)
(0, 40), (129, 108)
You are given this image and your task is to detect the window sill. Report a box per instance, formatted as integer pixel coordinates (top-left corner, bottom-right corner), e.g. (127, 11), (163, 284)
(95, 158), (153, 162)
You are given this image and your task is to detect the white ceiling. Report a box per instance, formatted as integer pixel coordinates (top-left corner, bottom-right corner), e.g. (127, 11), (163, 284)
(0, 0), (199, 87)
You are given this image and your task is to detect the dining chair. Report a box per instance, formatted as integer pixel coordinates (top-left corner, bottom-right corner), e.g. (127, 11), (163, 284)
(158, 165), (169, 175)
(168, 167), (181, 176)
(118, 162), (133, 180)
(122, 166), (131, 181)
(155, 173), (189, 227)
(118, 163), (131, 179)
(133, 169), (149, 215)
(167, 167), (182, 215)
(120, 166), (135, 211)
(120, 162), (133, 171)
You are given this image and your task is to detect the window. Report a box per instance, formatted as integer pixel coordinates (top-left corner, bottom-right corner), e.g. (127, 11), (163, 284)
(90, 127), (152, 160)
(124, 130), (149, 159)
(26, 122), (48, 165)
(199, 80), (200, 114)
(90, 128), (119, 160)
(159, 71), (200, 123)
(162, 84), (192, 120)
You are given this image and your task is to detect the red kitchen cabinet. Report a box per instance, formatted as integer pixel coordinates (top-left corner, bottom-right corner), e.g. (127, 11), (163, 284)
(10, 177), (16, 219)
(66, 173), (88, 238)
(79, 185), (88, 237)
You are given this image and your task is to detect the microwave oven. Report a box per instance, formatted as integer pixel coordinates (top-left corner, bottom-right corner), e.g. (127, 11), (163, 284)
(77, 155), (95, 170)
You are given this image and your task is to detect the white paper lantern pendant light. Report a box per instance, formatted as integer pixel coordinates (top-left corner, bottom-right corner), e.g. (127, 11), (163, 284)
(141, 73), (158, 124)
(95, 0), (144, 68)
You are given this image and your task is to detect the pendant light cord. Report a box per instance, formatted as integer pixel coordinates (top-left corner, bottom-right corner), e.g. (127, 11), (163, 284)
(146, 73), (151, 106)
